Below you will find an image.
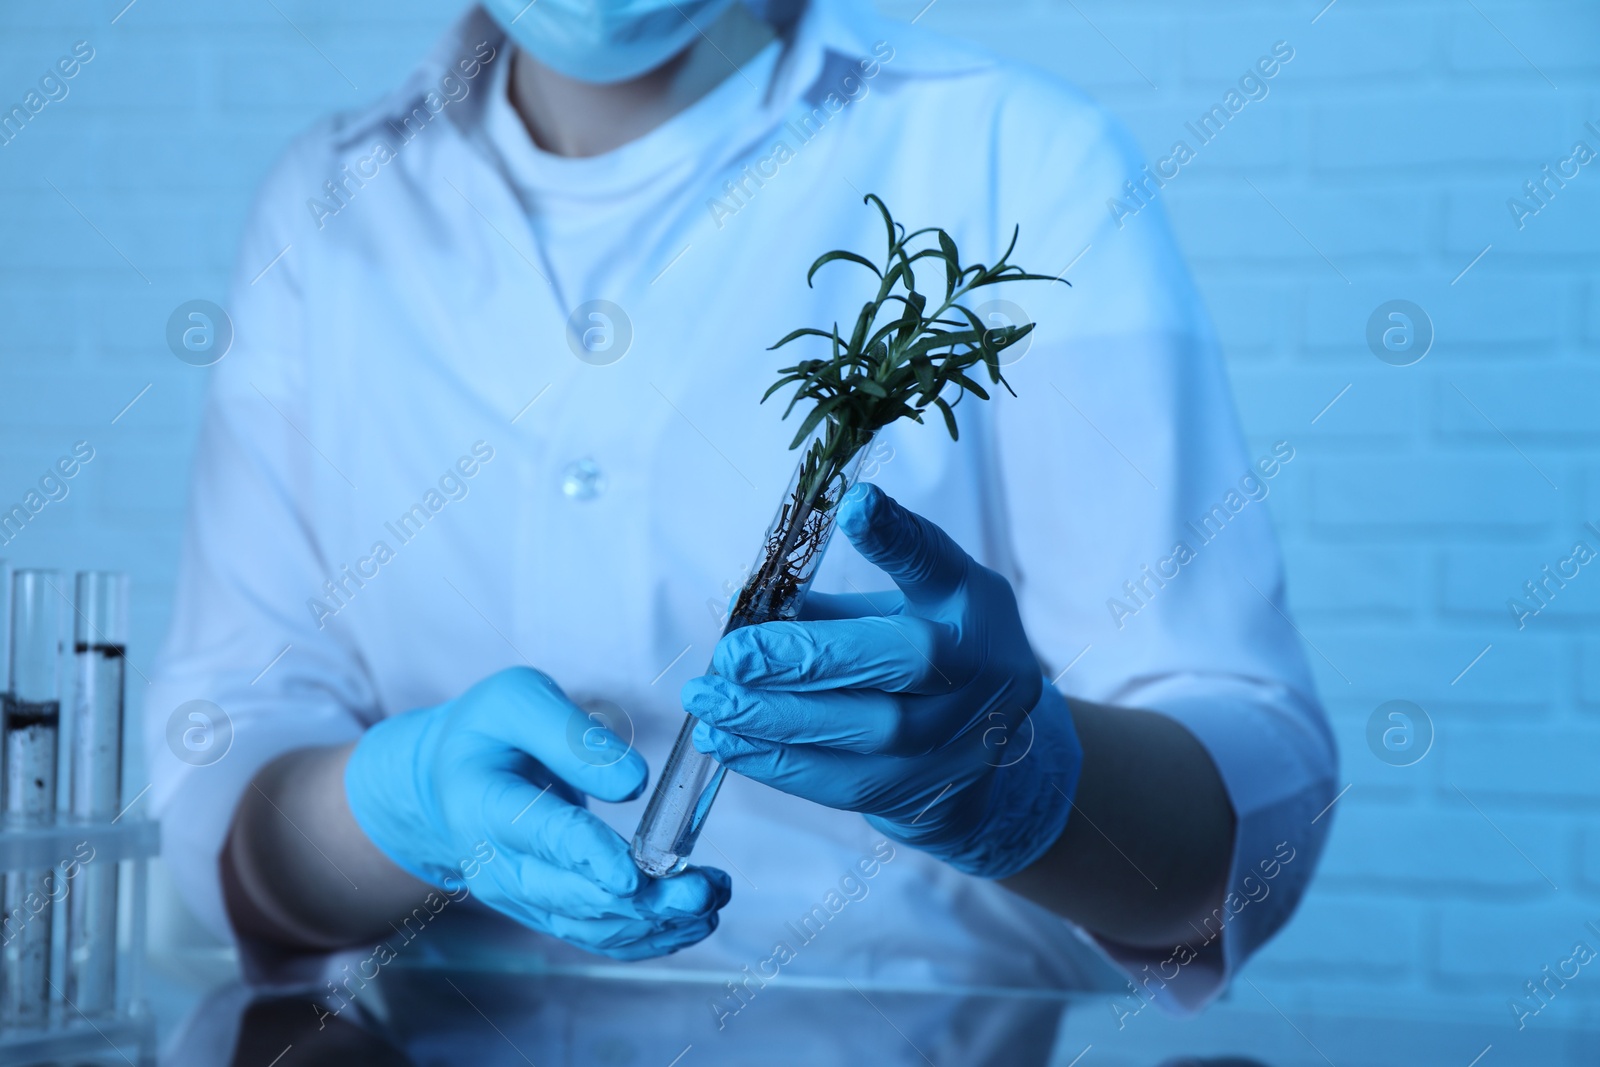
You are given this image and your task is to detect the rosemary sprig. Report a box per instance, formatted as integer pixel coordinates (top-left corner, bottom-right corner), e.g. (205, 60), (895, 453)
(724, 196), (1062, 631)
(766, 193), (1065, 512)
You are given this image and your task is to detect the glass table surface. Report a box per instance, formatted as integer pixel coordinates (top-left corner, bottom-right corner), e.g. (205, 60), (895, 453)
(12, 947), (1586, 1067)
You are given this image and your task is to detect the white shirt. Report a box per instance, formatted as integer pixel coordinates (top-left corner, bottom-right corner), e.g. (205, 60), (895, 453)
(147, 0), (1337, 1016)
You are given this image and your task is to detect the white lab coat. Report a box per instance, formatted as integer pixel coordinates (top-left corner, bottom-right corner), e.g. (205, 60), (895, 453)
(146, 0), (1337, 1024)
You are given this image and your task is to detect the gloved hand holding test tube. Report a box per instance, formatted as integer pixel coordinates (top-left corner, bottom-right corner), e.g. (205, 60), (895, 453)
(632, 196), (1073, 877)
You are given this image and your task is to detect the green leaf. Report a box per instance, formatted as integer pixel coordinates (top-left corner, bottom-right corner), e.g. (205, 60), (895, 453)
(996, 321), (1036, 350)
(807, 250), (882, 288)
(769, 327), (835, 350)
(901, 327), (985, 362)
(938, 230), (959, 298)
(895, 290), (926, 342)
(982, 348), (1001, 384)
(760, 374), (805, 403)
(848, 301), (876, 355)
(865, 316), (906, 354)
(881, 259), (908, 300)
(951, 303), (986, 334)
(789, 394), (846, 450)
(864, 193), (897, 259)
(894, 251), (915, 294)
(933, 396), (960, 441)
(951, 371), (990, 401)
(996, 224), (1020, 268)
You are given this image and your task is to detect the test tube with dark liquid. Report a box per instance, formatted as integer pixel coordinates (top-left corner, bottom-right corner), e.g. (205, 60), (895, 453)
(0, 559), (9, 805)
(0, 558), (9, 731)
(4, 569), (64, 1027)
(66, 572), (126, 1017)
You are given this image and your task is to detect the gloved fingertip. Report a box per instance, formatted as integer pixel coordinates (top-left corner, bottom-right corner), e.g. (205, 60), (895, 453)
(704, 866), (733, 905)
(717, 625), (815, 686)
(651, 868), (723, 916)
(624, 915), (718, 960)
(710, 631), (757, 680)
(596, 853), (643, 897)
(573, 835), (643, 897)
(581, 748), (649, 804)
(681, 675), (730, 717)
(836, 481), (888, 541)
(693, 726), (770, 768)
(617, 749), (650, 800)
(680, 674), (711, 700)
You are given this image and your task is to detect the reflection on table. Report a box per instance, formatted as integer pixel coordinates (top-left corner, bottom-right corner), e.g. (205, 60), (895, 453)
(153, 959), (1600, 1067)
(173, 965), (1068, 1067)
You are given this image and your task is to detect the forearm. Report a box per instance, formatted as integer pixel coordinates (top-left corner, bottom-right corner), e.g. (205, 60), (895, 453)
(222, 741), (432, 950)
(1000, 699), (1235, 950)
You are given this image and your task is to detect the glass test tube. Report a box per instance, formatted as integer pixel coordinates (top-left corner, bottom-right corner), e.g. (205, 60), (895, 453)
(0, 560), (10, 828)
(631, 440), (874, 877)
(0, 559), (10, 707)
(0, 561), (7, 1021)
(66, 572), (127, 1017)
(3, 569), (64, 1027)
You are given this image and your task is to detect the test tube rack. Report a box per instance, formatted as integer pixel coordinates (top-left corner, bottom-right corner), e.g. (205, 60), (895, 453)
(0, 820), (158, 1063)
(0, 566), (157, 1065)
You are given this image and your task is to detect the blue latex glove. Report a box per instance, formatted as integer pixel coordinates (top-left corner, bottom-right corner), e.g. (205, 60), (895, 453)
(685, 483), (1084, 879)
(346, 667), (731, 959)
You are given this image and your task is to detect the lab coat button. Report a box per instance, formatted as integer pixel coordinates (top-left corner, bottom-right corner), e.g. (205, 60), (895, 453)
(561, 458), (606, 501)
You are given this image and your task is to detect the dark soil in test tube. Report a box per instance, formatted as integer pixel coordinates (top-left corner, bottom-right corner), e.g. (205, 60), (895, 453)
(73, 642), (126, 819)
(7, 699), (62, 730)
(6, 699), (60, 819)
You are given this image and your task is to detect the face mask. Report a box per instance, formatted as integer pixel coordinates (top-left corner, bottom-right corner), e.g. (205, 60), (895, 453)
(483, 0), (741, 84)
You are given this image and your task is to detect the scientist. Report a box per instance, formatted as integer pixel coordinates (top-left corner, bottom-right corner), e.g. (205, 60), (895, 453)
(148, 0), (1337, 1031)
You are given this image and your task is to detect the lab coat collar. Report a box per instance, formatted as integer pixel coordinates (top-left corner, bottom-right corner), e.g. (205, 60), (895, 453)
(328, 5), (507, 154)
(328, 0), (995, 155)
(799, 0), (997, 78)
(759, 0), (997, 114)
